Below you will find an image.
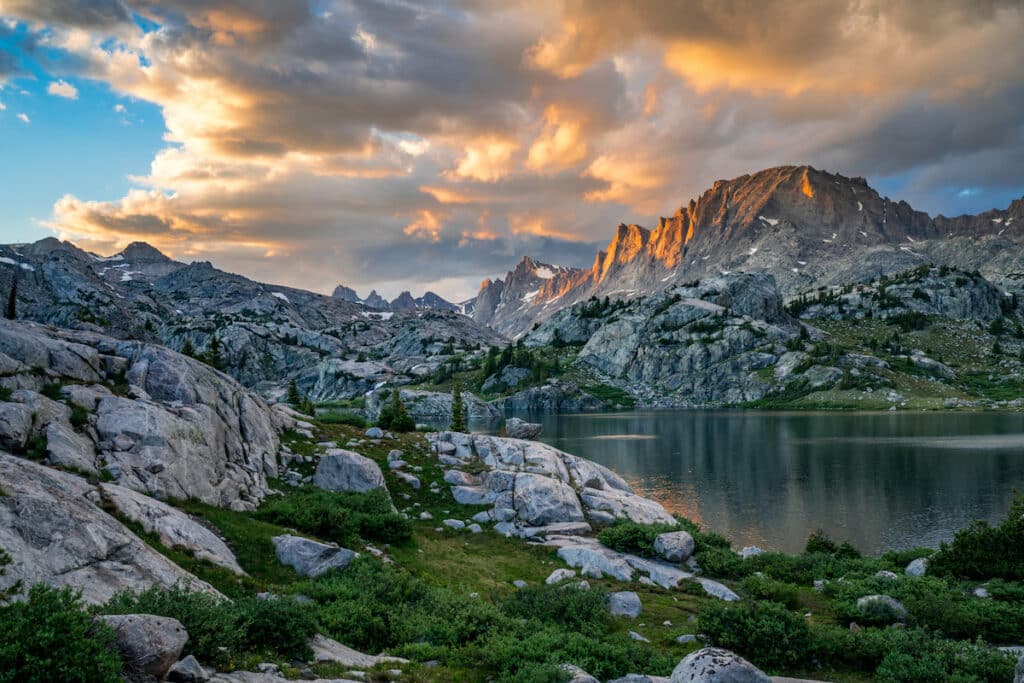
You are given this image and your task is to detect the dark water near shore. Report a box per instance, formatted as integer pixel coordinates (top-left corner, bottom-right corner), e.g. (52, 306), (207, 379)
(515, 410), (1024, 554)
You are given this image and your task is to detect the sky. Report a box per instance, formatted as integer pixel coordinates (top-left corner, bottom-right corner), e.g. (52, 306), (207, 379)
(0, 1), (1022, 302)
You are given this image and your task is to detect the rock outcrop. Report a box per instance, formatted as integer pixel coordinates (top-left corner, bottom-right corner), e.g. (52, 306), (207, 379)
(0, 320), (282, 510)
(523, 274), (798, 407)
(365, 388), (503, 427)
(427, 432), (675, 534)
(97, 483), (244, 575)
(0, 453), (216, 604)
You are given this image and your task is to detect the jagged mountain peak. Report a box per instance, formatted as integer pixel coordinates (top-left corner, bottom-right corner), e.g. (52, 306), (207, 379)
(118, 241), (173, 262)
(470, 165), (1024, 335)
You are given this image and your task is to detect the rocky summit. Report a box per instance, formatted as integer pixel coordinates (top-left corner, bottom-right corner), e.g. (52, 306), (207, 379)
(468, 166), (1024, 335)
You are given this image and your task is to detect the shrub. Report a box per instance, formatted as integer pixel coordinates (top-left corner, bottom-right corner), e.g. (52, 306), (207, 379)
(698, 599), (811, 668)
(101, 585), (239, 667)
(696, 546), (750, 580)
(69, 404), (89, 428)
(256, 487), (411, 546)
(234, 596), (318, 660)
(295, 557), (426, 652)
(474, 622), (674, 682)
(596, 520), (680, 558)
(317, 411), (366, 427)
(740, 575), (801, 609)
(502, 584), (610, 637)
(40, 382), (63, 400)
(0, 585), (123, 683)
(100, 586), (317, 666)
(929, 494), (1024, 581)
(810, 625), (1016, 682)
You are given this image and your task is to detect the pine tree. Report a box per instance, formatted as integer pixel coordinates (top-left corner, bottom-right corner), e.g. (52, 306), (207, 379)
(450, 380), (467, 433)
(287, 379), (302, 406)
(181, 339), (195, 357)
(389, 388), (415, 432)
(206, 334), (225, 370)
(5, 272), (16, 320)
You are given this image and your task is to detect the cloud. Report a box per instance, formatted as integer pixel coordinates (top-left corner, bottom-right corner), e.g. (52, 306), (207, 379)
(113, 103), (125, 112)
(47, 79), (78, 99)
(0, 0), (1021, 300)
(16, 112), (29, 123)
(0, 101), (6, 110)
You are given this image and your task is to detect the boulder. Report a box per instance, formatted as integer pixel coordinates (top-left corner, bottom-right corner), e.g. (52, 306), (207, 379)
(905, 557), (928, 577)
(608, 591), (642, 618)
(738, 546), (764, 560)
(504, 417), (543, 440)
(0, 402), (32, 450)
(272, 535), (355, 577)
(314, 449), (387, 493)
(546, 568), (577, 585)
(308, 633), (406, 668)
(0, 453), (216, 604)
(857, 594), (908, 621)
(97, 614), (189, 680)
(44, 421), (98, 474)
(654, 531), (695, 562)
(167, 655), (209, 683)
(561, 664), (600, 683)
(513, 473), (585, 526)
(670, 647), (771, 683)
(365, 427), (384, 439)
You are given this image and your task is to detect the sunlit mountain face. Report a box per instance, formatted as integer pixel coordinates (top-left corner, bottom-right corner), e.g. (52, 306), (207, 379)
(1, 1), (1022, 302)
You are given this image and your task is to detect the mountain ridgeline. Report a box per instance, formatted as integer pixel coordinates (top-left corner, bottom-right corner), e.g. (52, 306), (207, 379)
(2, 164), (1022, 411)
(470, 166), (1024, 335)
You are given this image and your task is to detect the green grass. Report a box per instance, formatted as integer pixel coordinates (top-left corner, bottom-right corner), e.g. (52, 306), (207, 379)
(86, 420), (1017, 683)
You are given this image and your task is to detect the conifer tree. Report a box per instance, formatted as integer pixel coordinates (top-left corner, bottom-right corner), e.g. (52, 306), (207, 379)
(5, 272), (16, 320)
(450, 380), (467, 433)
(287, 379), (302, 406)
(389, 388), (415, 432)
(181, 339), (195, 357)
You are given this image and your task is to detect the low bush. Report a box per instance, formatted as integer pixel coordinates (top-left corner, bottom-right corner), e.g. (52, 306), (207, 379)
(99, 585), (318, 666)
(502, 584), (610, 637)
(316, 411), (366, 427)
(740, 575), (802, 609)
(0, 585), (123, 683)
(699, 599), (811, 668)
(256, 487), (411, 546)
(101, 586), (240, 667)
(929, 494), (1024, 581)
(69, 404), (89, 428)
(696, 546), (750, 580)
(595, 520), (680, 557)
(810, 625), (1015, 682)
(473, 623), (674, 682)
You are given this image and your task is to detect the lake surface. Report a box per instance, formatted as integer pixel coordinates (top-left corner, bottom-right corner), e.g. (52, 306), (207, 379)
(518, 410), (1024, 554)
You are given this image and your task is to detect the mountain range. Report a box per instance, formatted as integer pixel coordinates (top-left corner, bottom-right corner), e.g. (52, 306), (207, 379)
(2, 164), (1022, 407)
(465, 165), (1024, 334)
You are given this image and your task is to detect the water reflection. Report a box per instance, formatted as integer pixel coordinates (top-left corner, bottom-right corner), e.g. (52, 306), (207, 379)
(521, 410), (1024, 554)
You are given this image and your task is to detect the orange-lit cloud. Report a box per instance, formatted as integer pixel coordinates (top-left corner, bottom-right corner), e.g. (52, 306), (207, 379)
(526, 105), (589, 173)
(452, 137), (519, 182)
(2, 0), (1022, 300)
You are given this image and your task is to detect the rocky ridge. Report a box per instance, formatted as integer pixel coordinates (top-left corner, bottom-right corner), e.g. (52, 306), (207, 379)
(470, 166), (1024, 335)
(0, 238), (505, 402)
